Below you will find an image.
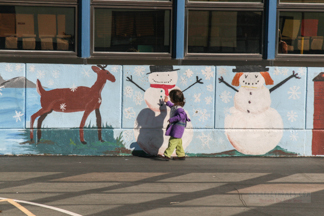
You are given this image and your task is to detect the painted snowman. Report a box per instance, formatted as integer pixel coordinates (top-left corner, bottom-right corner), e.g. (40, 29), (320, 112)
(218, 65), (300, 155)
(126, 65), (203, 155)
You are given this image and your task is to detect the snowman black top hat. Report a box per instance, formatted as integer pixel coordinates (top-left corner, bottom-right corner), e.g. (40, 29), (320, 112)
(147, 65), (180, 74)
(233, 65), (269, 73)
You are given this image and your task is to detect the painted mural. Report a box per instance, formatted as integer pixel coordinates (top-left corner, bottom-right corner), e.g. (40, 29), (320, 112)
(29, 65), (116, 144)
(307, 68), (324, 156)
(218, 66), (300, 155)
(0, 63), (317, 157)
(126, 65), (204, 156)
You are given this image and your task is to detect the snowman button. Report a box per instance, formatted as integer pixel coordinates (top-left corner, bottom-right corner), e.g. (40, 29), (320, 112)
(248, 101), (251, 104)
(247, 110), (250, 113)
(250, 92), (252, 95)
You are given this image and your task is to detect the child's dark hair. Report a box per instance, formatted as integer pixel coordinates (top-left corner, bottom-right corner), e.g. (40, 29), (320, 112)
(169, 89), (185, 107)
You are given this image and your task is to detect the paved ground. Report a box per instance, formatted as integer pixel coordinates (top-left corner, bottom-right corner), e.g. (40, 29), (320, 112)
(0, 156), (324, 216)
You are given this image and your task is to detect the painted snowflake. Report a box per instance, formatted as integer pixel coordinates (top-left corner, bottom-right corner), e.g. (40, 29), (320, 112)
(124, 107), (136, 119)
(37, 70), (45, 79)
(287, 110), (298, 122)
(52, 70), (60, 78)
(207, 84), (213, 92)
(197, 132), (212, 149)
(124, 86), (134, 98)
(98, 98), (102, 104)
(220, 91), (232, 103)
(274, 67), (281, 76)
(193, 108), (200, 117)
(198, 109), (210, 122)
(180, 76), (187, 86)
(82, 69), (90, 77)
(223, 107), (231, 116)
(133, 91), (144, 105)
(281, 68), (289, 76)
(297, 68), (306, 76)
(15, 64), (23, 71)
(218, 67), (227, 76)
(205, 96), (212, 105)
(47, 80), (54, 86)
(125, 70), (130, 77)
(29, 65), (35, 72)
(13, 111), (23, 122)
(60, 103), (67, 111)
(140, 76), (148, 84)
(185, 69), (194, 78)
(288, 86), (301, 100)
(70, 84), (77, 92)
(193, 108), (210, 122)
(134, 66), (145, 76)
(5, 64), (12, 72)
(112, 66), (119, 73)
(194, 93), (201, 102)
(290, 131), (298, 141)
(201, 67), (213, 80)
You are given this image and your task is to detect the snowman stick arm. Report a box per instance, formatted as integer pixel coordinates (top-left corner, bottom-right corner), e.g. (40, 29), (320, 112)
(126, 75), (145, 92)
(269, 71), (300, 93)
(182, 76), (203, 92)
(218, 76), (238, 92)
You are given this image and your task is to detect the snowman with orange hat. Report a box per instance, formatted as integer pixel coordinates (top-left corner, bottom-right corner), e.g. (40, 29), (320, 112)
(218, 65), (300, 155)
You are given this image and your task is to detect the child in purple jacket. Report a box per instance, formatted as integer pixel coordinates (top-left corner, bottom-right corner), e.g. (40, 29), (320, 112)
(156, 89), (191, 161)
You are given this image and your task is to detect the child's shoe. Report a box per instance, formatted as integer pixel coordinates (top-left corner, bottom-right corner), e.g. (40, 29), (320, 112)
(155, 154), (170, 161)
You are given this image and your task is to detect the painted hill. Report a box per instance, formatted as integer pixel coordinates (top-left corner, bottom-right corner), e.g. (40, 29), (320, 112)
(0, 76), (36, 88)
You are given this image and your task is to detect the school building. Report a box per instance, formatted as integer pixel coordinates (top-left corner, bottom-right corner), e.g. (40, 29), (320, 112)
(0, 0), (323, 157)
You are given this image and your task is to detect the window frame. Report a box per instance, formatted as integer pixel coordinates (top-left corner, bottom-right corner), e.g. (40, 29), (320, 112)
(90, 0), (174, 60)
(184, 0), (265, 60)
(0, 0), (78, 57)
(276, 0), (324, 59)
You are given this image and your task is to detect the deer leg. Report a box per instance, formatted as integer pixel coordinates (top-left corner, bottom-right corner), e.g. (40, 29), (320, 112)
(95, 108), (104, 142)
(30, 108), (49, 142)
(37, 110), (52, 142)
(80, 110), (92, 144)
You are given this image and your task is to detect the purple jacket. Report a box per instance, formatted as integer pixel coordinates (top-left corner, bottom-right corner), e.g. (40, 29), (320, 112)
(165, 101), (191, 138)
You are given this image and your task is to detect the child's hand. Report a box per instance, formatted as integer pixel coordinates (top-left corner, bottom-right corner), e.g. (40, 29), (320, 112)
(164, 96), (169, 103)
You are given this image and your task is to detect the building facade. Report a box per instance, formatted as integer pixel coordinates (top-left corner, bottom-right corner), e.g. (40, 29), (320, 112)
(0, 0), (323, 156)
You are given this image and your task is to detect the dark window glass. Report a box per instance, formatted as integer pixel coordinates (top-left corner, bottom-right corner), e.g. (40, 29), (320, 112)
(190, 0), (262, 2)
(94, 9), (171, 53)
(0, 6), (75, 51)
(279, 12), (324, 54)
(188, 11), (262, 53)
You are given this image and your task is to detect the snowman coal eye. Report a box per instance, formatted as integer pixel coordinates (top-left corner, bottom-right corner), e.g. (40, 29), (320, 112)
(156, 74), (158, 76)
(255, 75), (258, 78)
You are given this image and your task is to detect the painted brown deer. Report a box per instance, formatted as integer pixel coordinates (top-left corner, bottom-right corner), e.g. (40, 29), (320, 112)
(30, 65), (116, 144)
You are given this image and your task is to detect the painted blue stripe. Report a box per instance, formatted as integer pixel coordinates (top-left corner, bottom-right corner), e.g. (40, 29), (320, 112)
(79, 0), (91, 58)
(264, 0), (277, 59)
(173, 0), (185, 59)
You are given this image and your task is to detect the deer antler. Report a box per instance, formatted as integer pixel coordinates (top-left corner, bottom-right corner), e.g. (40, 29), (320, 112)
(97, 65), (107, 70)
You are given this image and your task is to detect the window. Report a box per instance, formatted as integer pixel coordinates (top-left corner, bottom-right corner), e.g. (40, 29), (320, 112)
(278, 0), (324, 55)
(92, 0), (172, 57)
(0, 1), (76, 53)
(186, 0), (264, 57)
